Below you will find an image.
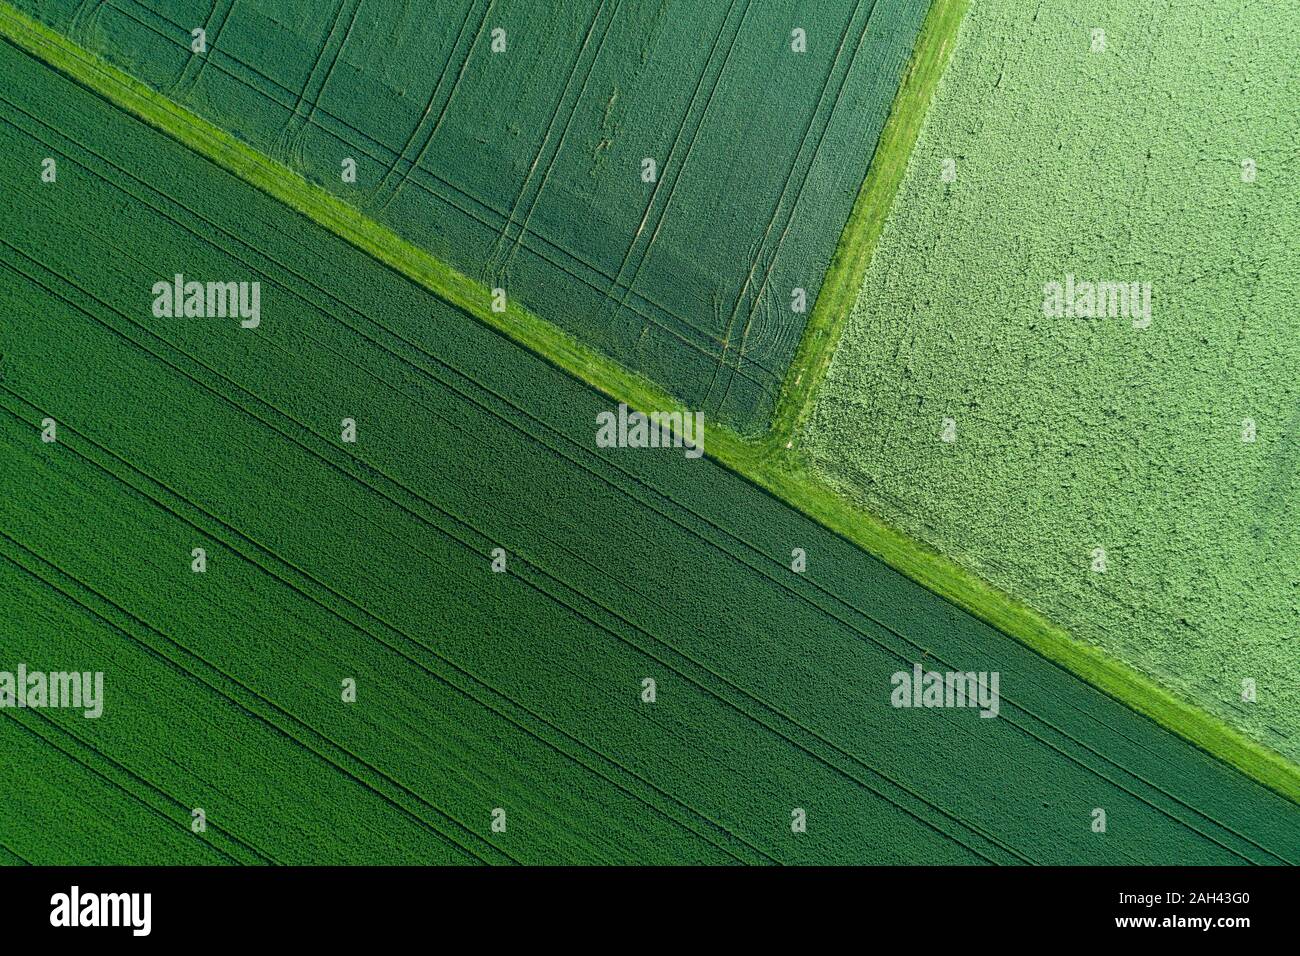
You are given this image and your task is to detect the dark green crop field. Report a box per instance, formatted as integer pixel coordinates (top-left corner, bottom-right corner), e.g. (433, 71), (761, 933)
(13, 0), (928, 432)
(3, 24), (1299, 865)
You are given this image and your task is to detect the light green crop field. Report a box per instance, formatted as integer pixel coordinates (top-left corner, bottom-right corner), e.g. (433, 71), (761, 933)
(806, 0), (1300, 765)
(14, 0), (930, 432)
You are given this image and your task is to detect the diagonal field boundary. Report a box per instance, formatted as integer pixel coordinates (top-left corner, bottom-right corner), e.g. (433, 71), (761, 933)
(3, 0), (1298, 808)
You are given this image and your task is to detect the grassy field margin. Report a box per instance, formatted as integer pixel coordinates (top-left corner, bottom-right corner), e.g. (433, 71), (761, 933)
(768, 0), (969, 449)
(4, 0), (1298, 806)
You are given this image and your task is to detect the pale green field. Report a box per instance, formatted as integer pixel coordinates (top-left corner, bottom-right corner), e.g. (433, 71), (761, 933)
(806, 0), (1300, 764)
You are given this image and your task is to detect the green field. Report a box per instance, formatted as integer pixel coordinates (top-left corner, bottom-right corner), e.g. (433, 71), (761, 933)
(12, 0), (929, 432)
(5, 15), (1300, 864)
(806, 0), (1300, 766)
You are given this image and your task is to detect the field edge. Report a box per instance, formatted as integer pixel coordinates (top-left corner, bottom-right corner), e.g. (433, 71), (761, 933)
(767, 0), (970, 448)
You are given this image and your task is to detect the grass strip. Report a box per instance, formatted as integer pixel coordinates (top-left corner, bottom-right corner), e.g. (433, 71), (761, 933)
(768, 0), (970, 449)
(4, 0), (1297, 807)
